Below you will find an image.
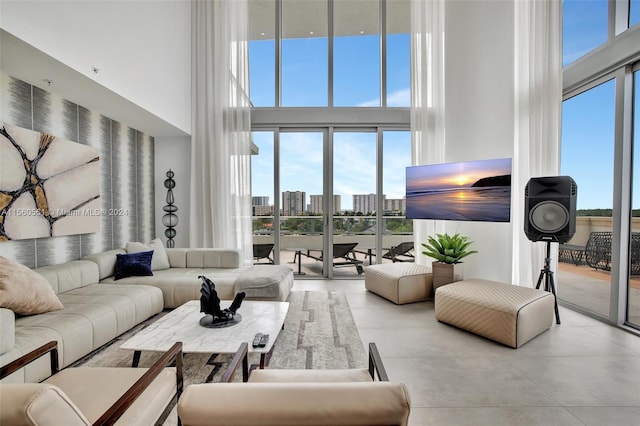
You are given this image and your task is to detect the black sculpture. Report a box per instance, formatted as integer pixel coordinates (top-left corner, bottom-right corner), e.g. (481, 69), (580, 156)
(198, 275), (245, 328)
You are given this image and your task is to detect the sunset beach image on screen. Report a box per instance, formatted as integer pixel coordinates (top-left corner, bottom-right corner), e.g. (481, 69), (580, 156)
(406, 158), (512, 222)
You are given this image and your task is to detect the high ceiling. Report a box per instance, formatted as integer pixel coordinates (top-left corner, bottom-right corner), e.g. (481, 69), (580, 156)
(248, 0), (410, 40)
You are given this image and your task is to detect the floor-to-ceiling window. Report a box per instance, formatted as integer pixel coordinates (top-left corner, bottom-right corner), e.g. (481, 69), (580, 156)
(562, 0), (608, 67)
(629, 67), (640, 327)
(561, 0), (640, 331)
(559, 79), (616, 317)
(281, 0), (328, 106)
(249, 0), (410, 278)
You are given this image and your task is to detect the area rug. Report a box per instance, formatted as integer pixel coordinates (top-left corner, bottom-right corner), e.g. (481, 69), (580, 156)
(72, 290), (366, 423)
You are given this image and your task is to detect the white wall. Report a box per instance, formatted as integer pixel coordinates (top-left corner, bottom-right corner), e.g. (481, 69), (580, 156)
(155, 136), (191, 248)
(419, 0), (515, 283)
(0, 0), (191, 135)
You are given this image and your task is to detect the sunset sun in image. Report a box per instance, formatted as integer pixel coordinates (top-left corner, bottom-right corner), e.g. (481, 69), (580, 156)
(454, 175), (471, 186)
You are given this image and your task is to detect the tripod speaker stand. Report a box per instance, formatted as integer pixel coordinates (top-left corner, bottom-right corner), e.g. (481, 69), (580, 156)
(535, 241), (561, 324)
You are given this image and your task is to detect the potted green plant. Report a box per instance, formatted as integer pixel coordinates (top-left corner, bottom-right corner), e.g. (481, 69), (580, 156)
(421, 232), (477, 290)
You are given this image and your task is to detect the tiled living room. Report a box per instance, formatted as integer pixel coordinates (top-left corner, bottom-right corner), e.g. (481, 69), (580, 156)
(2, 0), (640, 425)
(294, 279), (640, 426)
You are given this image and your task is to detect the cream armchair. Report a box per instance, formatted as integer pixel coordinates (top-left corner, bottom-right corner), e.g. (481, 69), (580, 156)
(178, 342), (411, 426)
(0, 340), (183, 426)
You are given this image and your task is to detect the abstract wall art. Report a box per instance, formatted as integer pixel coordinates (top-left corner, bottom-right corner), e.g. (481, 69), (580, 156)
(0, 123), (101, 241)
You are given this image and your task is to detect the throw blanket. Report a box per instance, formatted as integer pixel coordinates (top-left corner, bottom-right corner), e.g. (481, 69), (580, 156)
(235, 265), (292, 298)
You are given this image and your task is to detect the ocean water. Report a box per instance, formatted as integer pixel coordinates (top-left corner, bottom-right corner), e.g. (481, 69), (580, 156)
(406, 186), (511, 222)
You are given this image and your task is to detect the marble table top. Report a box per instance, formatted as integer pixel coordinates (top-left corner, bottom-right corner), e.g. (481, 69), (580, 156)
(120, 300), (289, 355)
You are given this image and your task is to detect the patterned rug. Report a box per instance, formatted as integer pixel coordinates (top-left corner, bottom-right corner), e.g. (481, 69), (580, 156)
(72, 290), (365, 423)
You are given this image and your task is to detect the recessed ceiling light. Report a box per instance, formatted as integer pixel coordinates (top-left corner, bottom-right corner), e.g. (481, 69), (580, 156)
(360, 30), (364, 34)
(261, 32), (265, 36)
(309, 31), (314, 35)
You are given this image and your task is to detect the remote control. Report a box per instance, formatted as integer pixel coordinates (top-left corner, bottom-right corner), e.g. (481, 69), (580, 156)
(258, 334), (269, 348)
(252, 333), (263, 348)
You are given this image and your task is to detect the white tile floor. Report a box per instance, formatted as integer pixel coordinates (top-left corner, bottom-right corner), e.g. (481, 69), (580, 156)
(291, 279), (640, 426)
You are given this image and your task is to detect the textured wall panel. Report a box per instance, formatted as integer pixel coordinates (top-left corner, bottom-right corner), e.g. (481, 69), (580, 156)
(79, 106), (113, 255)
(1, 74), (32, 129)
(137, 132), (155, 242)
(0, 74), (155, 267)
(111, 122), (136, 247)
(0, 75), (36, 266)
(31, 88), (81, 266)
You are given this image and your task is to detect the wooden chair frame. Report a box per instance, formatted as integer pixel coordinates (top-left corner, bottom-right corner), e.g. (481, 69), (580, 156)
(220, 342), (388, 383)
(1, 341), (184, 426)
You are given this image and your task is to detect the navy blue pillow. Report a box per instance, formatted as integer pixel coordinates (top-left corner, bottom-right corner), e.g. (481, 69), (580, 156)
(115, 250), (154, 280)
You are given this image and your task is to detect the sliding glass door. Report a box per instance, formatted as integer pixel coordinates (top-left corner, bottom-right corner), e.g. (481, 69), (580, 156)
(279, 131), (325, 277)
(629, 68), (640, 328)
(332, 131), (377, 276)
(251, 127), (411, 278)
(558, 79), (615, 317)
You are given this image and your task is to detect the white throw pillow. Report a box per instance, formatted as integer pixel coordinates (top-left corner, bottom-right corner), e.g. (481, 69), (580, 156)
(0, 257), (64, 315)
(125, 238), (171, 271)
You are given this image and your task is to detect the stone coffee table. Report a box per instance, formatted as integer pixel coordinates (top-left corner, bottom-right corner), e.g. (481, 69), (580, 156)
(121, 300), (289, 381)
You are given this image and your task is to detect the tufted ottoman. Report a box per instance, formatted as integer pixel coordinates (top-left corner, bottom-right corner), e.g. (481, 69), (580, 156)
(365, 263), (433, 304)
(434, 279), (555, 348)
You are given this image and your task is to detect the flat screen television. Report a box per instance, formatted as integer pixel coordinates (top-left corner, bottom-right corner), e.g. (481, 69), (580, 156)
(406, 158), (512, 222)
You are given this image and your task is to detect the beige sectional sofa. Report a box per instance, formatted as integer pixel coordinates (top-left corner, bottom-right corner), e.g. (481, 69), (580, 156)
(0, 259), (164, 383)
(0, 247), (294, 384)
(84, 248), (294, 308)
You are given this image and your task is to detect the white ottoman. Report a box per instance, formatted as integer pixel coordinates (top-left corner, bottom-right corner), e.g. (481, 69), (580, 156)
(435, 279), (555, 348)
(365, 263), (433, 304)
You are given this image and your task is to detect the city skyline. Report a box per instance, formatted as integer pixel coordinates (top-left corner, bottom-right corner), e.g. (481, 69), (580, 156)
(252, 190), (406, 215)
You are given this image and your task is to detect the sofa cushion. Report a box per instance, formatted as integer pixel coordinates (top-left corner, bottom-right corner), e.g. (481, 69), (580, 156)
(115, 251), (154, 280)
(0, 256), (63, 315)
(185, 249), (242, 268)
(34, 260), (100, 295)
(178, 382), (411, 426)
(0, 383), (90, 426)
(44, 367), (176, 426)
(126, 238), (170, 271)
(0, 308), (15, 355)
(81, 249), (126, 280)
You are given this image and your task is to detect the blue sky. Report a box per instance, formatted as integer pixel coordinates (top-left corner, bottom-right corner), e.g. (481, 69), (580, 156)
(250, 31), (410, 211)
(251, 1), (640, 212)
(562, 0), (639, 210)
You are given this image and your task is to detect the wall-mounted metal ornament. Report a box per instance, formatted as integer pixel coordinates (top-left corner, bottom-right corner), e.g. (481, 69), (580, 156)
(162, 169), (178, 247)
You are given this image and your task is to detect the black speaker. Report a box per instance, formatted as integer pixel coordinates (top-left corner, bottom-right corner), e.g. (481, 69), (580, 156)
(524, 176), (577, 243)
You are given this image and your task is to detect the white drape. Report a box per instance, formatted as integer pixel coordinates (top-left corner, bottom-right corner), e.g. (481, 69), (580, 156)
(512, 0), (563, 286)
(190, 0), (252, 264)
(410, 0), (446, 265)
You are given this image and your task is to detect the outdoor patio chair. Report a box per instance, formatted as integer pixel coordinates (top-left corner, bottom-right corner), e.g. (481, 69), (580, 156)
(253, 243), (275, 264)
(0, 340), (183, 426)
(382, 242), (415, 263)
(305, 242), (364, 274)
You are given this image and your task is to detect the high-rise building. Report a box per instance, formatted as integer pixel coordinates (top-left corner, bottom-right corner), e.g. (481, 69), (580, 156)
(384, 198), (406, 213)
(353, 194), (378, 214)
(309, 195), (322, 214)
(310, 195), (341, 214)
(252, 196), (269, 206)
(252, 196), (273, 216)
(282, 191), (306, 215)
(253, 205), (273, 216)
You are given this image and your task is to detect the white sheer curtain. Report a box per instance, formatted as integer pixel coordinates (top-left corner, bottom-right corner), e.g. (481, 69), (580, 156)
(410, 0), (446, 265)
(190, 0), (252, 264)
(512, 0), (562, 286)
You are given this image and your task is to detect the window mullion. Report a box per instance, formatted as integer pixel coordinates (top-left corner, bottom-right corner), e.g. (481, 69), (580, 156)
(328, 0), (334, 107)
